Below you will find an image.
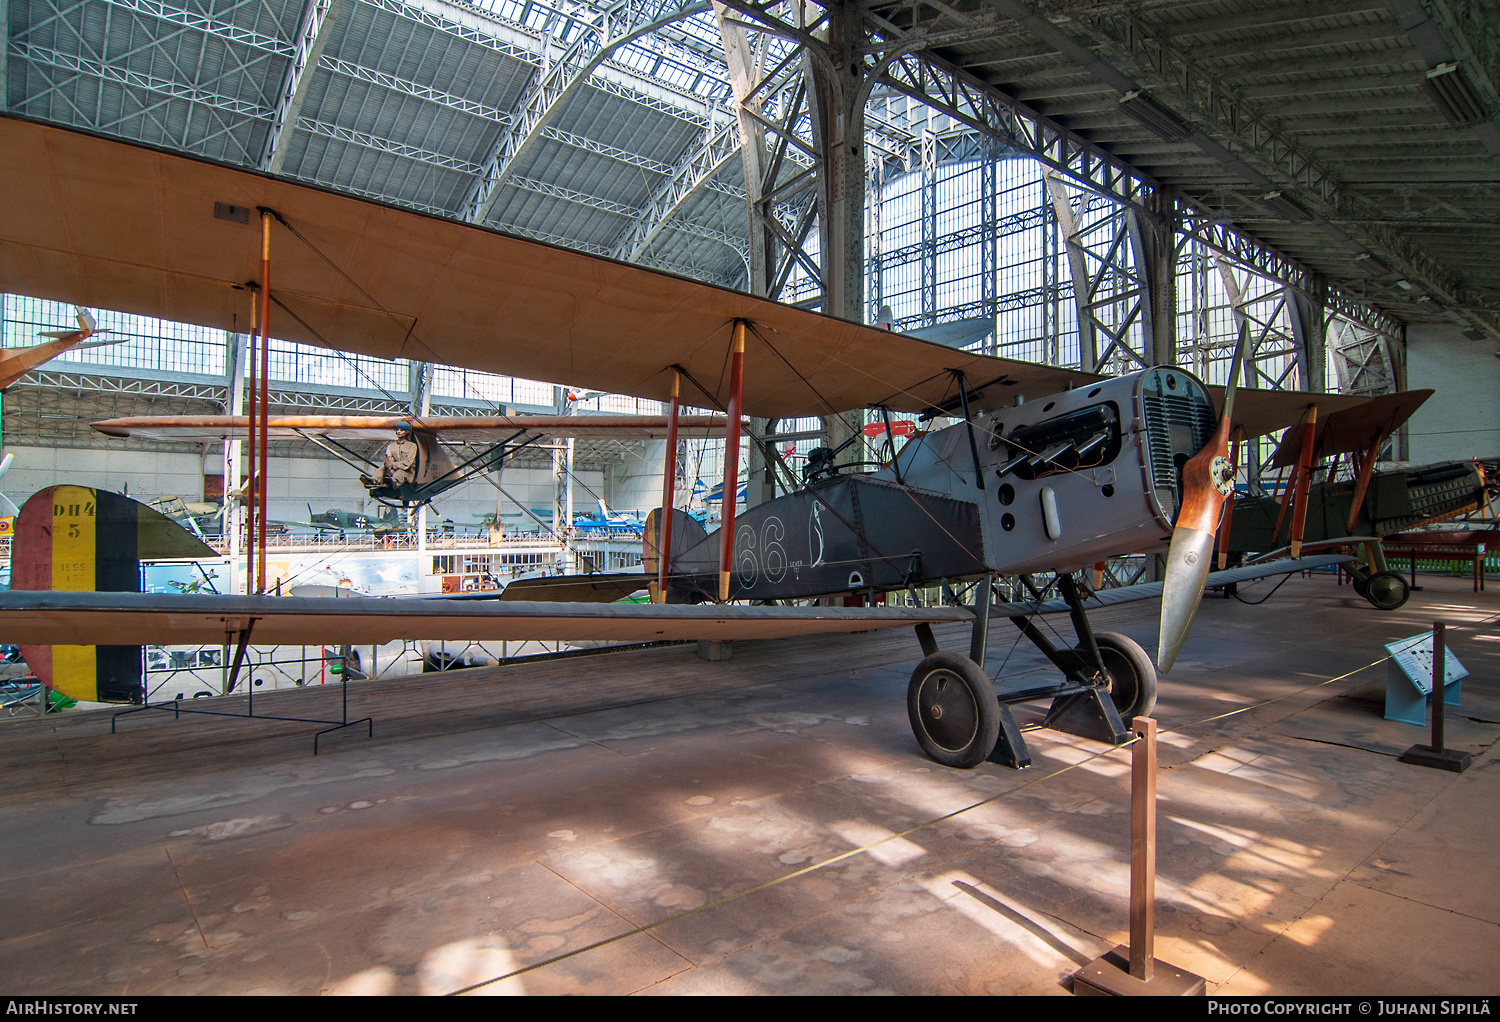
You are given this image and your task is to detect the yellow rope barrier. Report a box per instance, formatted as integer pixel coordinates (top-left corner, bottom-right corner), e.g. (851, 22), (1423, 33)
(448, 610), (1499, 995)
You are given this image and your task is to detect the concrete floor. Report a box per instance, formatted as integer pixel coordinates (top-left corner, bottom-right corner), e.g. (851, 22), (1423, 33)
(1, 572), (1497, 996)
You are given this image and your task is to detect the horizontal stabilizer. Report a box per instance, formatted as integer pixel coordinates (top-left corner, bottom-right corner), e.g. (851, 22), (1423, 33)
(496, 572), (648, 604)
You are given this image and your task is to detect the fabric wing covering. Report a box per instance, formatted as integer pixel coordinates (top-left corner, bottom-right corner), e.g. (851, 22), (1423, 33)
(0, 115), (1096, 420)
(88, 414), (736, 442)
(0, 115), (1378, 435)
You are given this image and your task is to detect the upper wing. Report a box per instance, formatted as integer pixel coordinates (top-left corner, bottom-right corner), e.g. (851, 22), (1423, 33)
(1268, 390), (1434, 467)
(91, 413), (735, 442)
(1, 115), (1097, 420)
(1211, 388), (1370, 442)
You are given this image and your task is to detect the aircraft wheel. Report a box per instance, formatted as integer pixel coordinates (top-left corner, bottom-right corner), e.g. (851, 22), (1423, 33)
(1363, 570), (1411, 611)
(1083, 632), (1158, 721)
(907, 652), (999, 769)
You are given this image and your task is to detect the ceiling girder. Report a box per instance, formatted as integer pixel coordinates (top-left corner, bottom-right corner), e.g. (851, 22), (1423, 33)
(611, 117), (742, 262)
(261, 0), (344, 173)
(980, 0), (1500, 344)
(460, 0), (711, 226)
(318, 55), (513, 124)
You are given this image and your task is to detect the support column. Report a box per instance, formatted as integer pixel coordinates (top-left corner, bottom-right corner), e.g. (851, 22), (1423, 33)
(807, 0), (872, 467)
(1132, 193), (1177, 368)
(920, 130), (936, 328)
(0, 0), (8, 114)
(714, 1), (773, 299)
(1216, 257), (1306, 392)
(410, 360), (431, 549)
(565, 437), (575, 569)
(553, 385), (575, 575)
(256, 211), (271, 593)
(1048, 175), (1154, 374)
(981, 139), (998, 354)
(655, 371), (681, 603)
(807, 0), (867, 325)
(748, 416), (776, 507)
(1287, 283), (1328, 393)
(1046, 175), (1098, 372)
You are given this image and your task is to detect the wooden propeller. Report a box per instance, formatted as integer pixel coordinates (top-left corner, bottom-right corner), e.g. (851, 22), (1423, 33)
(1157, 325), (1247, 673)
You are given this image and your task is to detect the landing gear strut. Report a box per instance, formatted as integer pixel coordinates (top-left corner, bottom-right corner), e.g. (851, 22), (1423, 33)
(1348, 541), (1412, 611)
(905, 574), (1143, 769)
(1088, 631), (1158, 721)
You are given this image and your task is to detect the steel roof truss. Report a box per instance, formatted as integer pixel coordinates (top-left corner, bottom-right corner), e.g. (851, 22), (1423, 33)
(460, 0), (710, 226)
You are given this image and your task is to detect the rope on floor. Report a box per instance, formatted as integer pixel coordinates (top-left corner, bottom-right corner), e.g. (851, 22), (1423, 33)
(447, 610), (1500, 995)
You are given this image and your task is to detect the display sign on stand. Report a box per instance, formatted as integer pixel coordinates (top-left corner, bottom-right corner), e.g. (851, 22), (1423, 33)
(1384, 631), (1467, 726)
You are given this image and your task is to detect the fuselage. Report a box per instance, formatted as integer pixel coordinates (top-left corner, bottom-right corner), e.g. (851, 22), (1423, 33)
(664, 366), (1217, 601)
(889, 365), (1217, 576)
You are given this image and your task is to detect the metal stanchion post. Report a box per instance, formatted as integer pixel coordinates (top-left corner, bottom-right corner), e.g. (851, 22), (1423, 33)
(1401, 621), (1473, 772)
(1074, 716), (1205, 996)
(1129, 716), (1156, 983)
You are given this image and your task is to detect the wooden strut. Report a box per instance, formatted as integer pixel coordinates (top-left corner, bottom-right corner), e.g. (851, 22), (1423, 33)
(880, 406), (904, 486)
(244, 286), (259, 596)
(1345, 435), (1384, 535)
(1271, 461), (1298, 544)
(1288, 405), (1318, 558)
(719, 322), (746, 602)
(225, 620), (257, 692)
(1217, 427), (1243, 570)
(257, 209), (271, 594)
(654, 370), (681, 604)
(1271, 405), (1318, 549)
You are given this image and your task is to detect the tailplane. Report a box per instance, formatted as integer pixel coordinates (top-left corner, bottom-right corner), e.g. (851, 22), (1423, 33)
(12, 485), (216, 702)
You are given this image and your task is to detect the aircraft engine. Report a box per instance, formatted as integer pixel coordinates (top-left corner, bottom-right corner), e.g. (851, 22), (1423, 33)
(897, 367), (1217, 577)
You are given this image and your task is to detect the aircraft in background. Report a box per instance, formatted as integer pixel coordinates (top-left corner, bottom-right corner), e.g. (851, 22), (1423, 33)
(695, 477), (747, 510)
(0, 307), (129, 390)
(573, 500), (645, 535)
(94, 413), (731, 509)
(0, 307), (122, 523)
(306, 506), (372, 532)
(0, 115), (1412, 770)
(473, 509), (557, 532)
(148, 496), (226, 539)
(1217, 390), (1484, 610)
(299, 503), (412, 535)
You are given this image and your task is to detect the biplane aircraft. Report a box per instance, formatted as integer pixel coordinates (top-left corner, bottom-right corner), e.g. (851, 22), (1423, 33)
(92, 413), (732, 508)
(0, 114), (1402, 768)
(1216, 391), (1480, 611)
